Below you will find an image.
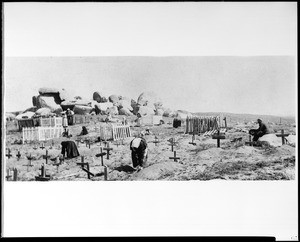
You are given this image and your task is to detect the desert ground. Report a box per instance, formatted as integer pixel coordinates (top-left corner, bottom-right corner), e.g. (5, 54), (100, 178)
(4, 114), (296, 181)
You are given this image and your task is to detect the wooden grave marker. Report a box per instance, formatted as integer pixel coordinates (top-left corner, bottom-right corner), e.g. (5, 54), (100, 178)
(6, 148), (12, 159)
(212, 130), (225, 148)
(169, 151), (180, 162)
(276, 129), (290, 145)
(168, 138), (178, 152)
(35, 163), (51, 181)
(76, 156), (94, 179)
(40, 142), (45, 150)
(16, 150), (21, 160)
(6, 169), (12, 181)
(95, 147), (106, 166)
(103, 142), (113, 160)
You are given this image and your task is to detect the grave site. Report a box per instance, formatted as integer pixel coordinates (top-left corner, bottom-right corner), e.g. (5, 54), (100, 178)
(4, 88), (296, 181)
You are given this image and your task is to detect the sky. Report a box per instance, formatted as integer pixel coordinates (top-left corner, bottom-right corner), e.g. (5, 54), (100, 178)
(3, 2), (297, 116)
(4, 56), (296, 116)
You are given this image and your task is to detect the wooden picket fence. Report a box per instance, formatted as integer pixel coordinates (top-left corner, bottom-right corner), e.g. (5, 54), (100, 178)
(39, 117), (63, 127)
(112, 123), (131, 141)
(74, 115), (91, 124)
(186, 116), (220, 134)
(22, 126), (63, 143)
(99, 123), (131, 141)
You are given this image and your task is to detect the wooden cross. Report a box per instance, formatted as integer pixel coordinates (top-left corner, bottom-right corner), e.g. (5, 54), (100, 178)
(35, 163), (51, 181)
(276, 129), (289, 145)
(153, 136), (160, 146)
(212, 130), (225, 148)
(168, 138), (178, 152)
(6, 169), (12, 181)
(43, 149), (50, 164)
(81, 163), (95, 179)
(6, 148), (12, 159)
(76, 156), (94, 179)
(103, 143), (113, 160)
(189, 134), (196, 145)
(169, 151), (180, 162)
(77, 156), (87, 169)
(95, 147), (106, 166)
(24, 157), (34, 172)
(12, 168), (18, 181)
(104, 165), (108, 181)
(40, 142), (45, 150)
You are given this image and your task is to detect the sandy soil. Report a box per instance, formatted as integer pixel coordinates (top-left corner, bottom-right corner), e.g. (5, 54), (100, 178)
(4, 115), (296, 181)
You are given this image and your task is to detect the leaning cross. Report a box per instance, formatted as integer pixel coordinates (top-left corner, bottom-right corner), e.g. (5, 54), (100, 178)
(169, 151), (180, 162)
(76, 156), (94, 179)
(212, 130), (225, 148)
(276, 129), (290, 145)
(103, 143), (113, 160)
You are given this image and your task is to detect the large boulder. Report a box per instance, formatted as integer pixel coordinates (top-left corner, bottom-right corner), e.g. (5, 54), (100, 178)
(36, 96), (61, 110)
(93, 91), (107, 103)
(118, 99), (133, 111)
(162, 108), (173, 117)
(107, 106), (119, 115)
(15, 111), (36, 120)
(60, 100), (76, 111)
(23, 106), (38, 113)
(108, 95), (119, 104)
(74, 99), (92, 107)
(38, 87), (70, 104)
(137, 91), (162, 106)
(32, 96), (38, 107)
(35, 107), (52, 116)
(137, 106), (155, 116)
(119, 107), (133, 116)
(259, 134), (296, 147)
(94, 102), (113, 114)
(73, 105), (94, 115)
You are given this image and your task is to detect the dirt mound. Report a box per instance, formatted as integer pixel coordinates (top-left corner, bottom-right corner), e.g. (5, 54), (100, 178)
(131, 161), (184, 180)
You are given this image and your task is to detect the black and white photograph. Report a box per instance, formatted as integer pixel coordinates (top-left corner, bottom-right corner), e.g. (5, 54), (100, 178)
(2, 2), (298, 239)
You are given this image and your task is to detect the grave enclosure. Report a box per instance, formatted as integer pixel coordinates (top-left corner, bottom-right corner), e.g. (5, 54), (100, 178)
(100, 123), (131, 141)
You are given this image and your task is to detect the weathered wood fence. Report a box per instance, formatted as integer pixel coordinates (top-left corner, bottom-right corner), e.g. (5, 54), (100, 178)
(74, 115), (91, 124)
(22, 126), (63, 143)
(39, 117), (62, 127)
(99, 123), (131, 141)
(186, 116), (220, 134)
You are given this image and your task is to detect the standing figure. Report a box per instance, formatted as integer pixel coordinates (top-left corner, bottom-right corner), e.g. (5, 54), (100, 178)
(62, 112), (68, 136)
(249, 118), (269, 142)
(130, 134), (148, 171)
(66, 108), (74, 125)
